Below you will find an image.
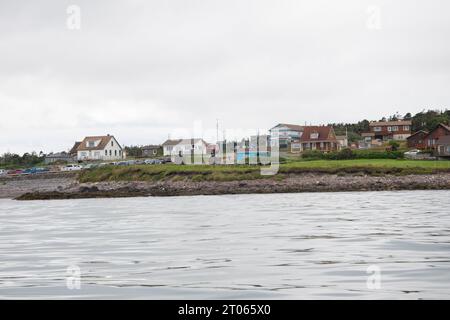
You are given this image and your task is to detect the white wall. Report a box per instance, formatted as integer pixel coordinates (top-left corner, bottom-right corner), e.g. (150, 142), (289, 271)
(77, 136), (123, 161)
(165, 141), (208, 156)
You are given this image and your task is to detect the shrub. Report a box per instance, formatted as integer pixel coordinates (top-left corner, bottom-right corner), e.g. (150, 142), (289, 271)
(301, 148), (404, 160)
(353, 150), (404, 159)
(388, 140), (400, 151)
(301, 150), (325, 160)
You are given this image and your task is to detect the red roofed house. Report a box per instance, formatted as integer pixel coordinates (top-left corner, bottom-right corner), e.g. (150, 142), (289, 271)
(295, 126), (339, 152)
(423, 123), (450, 150)
(406, 130), (429, 149)
(363, 120), (412, 142)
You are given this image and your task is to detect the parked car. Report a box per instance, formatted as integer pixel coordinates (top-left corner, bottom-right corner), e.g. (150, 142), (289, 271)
(61, 164), (83, 171)
(116, 161), (129, 166)
(83, 163), (99, 169)
(7, 169), (23, 175)
(21, 167), (48, 175)
(134, 159), (145, 165)
(405, 149), (421, 156)
(22, 168), (36, 175)
(0, 169), (7, 176)
(145, 159), (164, 165)
(404, 149), (421, 159)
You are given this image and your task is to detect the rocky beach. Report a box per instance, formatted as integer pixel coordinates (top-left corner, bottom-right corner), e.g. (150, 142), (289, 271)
(3, 171), (450, 200)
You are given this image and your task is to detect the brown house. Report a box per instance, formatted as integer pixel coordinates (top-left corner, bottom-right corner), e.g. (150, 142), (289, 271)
(436, 136), (450, 158)
(423, 123), (450, 149)
(363, 120), (412, 141)
(407, 130), (429, 149)
(296, 126), (338, 152)
(141, 145), (162, 157)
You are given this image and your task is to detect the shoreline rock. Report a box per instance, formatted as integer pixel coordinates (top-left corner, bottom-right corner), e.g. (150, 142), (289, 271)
(10, 173), (450, 200)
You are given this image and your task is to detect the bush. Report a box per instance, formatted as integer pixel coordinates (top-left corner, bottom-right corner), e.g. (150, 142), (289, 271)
(301, 150), (325, 160)
(353, 150), (404, 159)
(333, 148), (355, 160)
(301, 148), (404, 160)
(388, 140), (400, 151)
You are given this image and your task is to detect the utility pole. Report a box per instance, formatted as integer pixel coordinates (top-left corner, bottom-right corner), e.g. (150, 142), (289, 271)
(216, 119), (219, 144)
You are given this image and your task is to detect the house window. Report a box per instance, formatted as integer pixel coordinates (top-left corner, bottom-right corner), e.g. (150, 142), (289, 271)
(88, 141), (95, 147)
(105, 150), (108, 155)
(392, 126), (398, 132)
(111, 141), (114, 146)
(310, 132), (319, 139)
(115, 150), (117, 156)
(374, 127), (382, 132)
(447, 146), (450, 153)
(404, 126), (410, 131)
(109, 150), (112, 156)
(387, 126), (392, 132)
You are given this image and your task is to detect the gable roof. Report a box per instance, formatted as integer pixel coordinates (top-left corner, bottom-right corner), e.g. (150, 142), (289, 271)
(162, 139), (182, 146)
(407, 130), (429, 140)
(440, 123), (450, 132)
(427, 123), (450, 135)
(69, 141), (81, 155)
(141, 145), (161, 150)
(299, 126), (336, 142)
(270, 123), (304, 131)
(162, 138), (208, 146)
(369, 120), (412, 126)
(77, 135), (121, 151)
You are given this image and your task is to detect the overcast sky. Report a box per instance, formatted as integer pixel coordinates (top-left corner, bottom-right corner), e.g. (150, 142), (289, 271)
(1, 0), (449, 154)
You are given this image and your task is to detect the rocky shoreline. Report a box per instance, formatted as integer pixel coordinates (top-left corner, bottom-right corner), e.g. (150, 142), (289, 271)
(3, 172), (450, 200)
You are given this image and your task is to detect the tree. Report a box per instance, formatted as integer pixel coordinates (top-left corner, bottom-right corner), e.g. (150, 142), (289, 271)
(388, 140), (400, 151)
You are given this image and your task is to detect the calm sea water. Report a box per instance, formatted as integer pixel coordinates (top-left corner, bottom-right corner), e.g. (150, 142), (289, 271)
(1, 191), (450, 299)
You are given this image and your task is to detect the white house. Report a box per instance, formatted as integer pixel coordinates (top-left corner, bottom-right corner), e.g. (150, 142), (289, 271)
(76, 135), (124, 161)
(269, 123), (304, 149)
(335, 135), (348, 150)
(162, 139), (209, 156)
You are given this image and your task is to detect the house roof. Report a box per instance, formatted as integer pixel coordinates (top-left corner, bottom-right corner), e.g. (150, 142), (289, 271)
(440, 123), (450, 132)
(69, 142), (81, 155)
(335, 135), (347, 140)
(162, 139), (182, 146)
(45, 152), (71, 158)
(299, 126), (336, 142)
(162, 138), (208, 146)
(426, 123), (450, 136)
(407, 130), (429, 140)
(270, 123), (304, 131)
(369, 120), (412, 126)
(141, 145), (161, 150)
(77, 135), (121, 151)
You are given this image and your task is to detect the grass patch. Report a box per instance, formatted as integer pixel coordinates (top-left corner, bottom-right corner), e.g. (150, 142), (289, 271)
(77, 159), (450, 183)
